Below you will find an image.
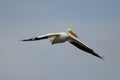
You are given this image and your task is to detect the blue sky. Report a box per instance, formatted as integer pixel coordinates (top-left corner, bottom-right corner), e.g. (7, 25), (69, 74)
(0, 0), (120, 80)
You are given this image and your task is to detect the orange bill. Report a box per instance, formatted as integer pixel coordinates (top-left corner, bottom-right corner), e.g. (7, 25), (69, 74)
(68, 28), (78, 38)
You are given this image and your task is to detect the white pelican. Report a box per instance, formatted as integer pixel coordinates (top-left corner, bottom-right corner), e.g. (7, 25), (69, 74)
(22, 28), (103, 59)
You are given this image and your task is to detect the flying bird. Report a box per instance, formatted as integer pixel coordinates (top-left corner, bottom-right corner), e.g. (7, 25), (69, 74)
(22, 28), (103, 59)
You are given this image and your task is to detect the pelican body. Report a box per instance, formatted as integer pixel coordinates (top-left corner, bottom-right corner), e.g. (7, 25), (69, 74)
(22, 28), (103, 59)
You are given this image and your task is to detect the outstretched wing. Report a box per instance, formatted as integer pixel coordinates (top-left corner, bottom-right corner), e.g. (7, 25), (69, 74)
(68, 36), (103, 59)
(22, 33), (60, 41)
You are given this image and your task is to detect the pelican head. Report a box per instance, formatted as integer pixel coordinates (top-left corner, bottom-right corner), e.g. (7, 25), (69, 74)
(68, 28), (78, 38)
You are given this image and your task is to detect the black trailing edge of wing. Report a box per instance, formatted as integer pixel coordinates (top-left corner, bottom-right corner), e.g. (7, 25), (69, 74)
(70, 42), (103, 59)
(22, 36), (49, 41)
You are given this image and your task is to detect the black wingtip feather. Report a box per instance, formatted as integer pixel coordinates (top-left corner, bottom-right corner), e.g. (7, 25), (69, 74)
(91, 51), (104, 60)
(21, 38), (34, 41)
(21, 36), (49, 42)
(70, 42), (103, 59)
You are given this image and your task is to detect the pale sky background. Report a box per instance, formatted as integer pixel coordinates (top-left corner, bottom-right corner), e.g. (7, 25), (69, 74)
(0, 0), (120, 80)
